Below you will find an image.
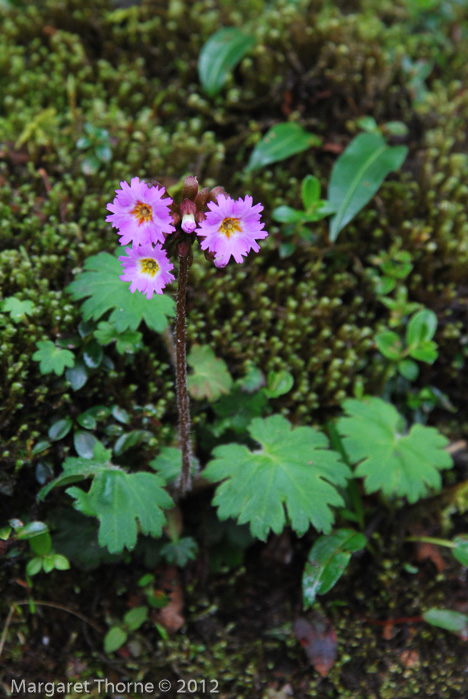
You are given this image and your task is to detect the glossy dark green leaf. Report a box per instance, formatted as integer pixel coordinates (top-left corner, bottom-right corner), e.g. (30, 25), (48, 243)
(112, 405), (130, 424)
(114, 430), (149, 456)
(246, 123), (322, 172)
(31, 440), (51, 456)
(48, 418), (73, 441)
(83, 340), (103, 369)
(198, 28), (255, 97)
(76, 412), (96, 430)
(74, 431), (99, 459)
(302, 528), (366, 608)
(16, 521), (49, 540)
(66, 360), (88, 391)
(328, 133), (407, 242)
(35, 461), (53, 484)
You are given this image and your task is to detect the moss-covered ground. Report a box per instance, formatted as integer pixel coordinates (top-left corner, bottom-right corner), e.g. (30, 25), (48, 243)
(1, 0), (468, 696)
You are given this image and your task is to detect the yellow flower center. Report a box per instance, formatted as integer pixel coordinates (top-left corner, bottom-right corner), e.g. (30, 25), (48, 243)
(131, 201), (153, 225)
(219, 217), (241, 238)
(140, 258), (159, 277)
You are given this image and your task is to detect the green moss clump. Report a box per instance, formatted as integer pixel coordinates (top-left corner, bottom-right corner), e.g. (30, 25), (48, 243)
(1, 0), (467, 484)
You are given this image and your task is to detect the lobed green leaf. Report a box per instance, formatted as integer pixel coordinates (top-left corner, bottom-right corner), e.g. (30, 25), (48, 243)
(337, 398), (453, 503)
(204, 414), (350, 541)
(67, 251), (175, 333)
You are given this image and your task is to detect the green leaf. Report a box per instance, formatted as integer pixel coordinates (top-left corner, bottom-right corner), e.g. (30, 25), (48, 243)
(187, 344), (233, 401)
(238, 366), (265, 392)
(272, 206), (305, 223)
(204, 414), (350, 541)
(76, 136), (91, 149)
(301, 175), (321, 210)
(48, 418), (73, 441)
(406, 309), (438, 347)
(42, 554), (57, 574)
(33, 341), (75, 376)
(112, 405), (130, 424)
(302, 528), (366, 608)
(52, 554), (70, 571)
(328, 133), (408, 242)
(67, 251), (175, 333)
(66, 360), (88, 390)
(66, 470), (173, 553)
(423, 608), (468, 640)
(337, 398), (453, 503)
(160, 537), (198, 567)
(398, 359), (419, 381)
(30, 532), (52, 556)
(198, 27), (255, 97)
(150, 447), (182, 484)
(26, 557), (43, 577)
(356, 116), (379, 133)
(94, 321), (143, 354)
(246, 123), (322, 172)
(211, 385), (267, 437)
(375, 331), (404, 361)
(2, 296), (35, 322)
(31, 440), (51, 456)
(114, 430), (150, 456)
(81, 154), (100, 175)
(74, 431), (99, 459)
(16, 521), (49, 540)
(264, 370), (294, 398)
(384, 121), (409, 136)
(124, 606), (148, 631)
(408, 340), (438, 364)
(104, 626), (128, 653)
(82, 340), (103, 369)
(452, 535), (468, 567)
(95, 143), (112, 162)
(38, 442), (113, 500)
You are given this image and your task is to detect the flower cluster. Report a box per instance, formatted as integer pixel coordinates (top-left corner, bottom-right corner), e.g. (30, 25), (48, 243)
(106, 175), (268, 298)
(106, 177), (175, 298)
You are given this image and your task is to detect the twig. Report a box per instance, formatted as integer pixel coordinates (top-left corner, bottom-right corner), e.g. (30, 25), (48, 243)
(0, 599), (103, 657)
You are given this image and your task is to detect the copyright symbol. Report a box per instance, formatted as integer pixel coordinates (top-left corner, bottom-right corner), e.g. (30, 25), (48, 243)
(159, 679), (171, 692)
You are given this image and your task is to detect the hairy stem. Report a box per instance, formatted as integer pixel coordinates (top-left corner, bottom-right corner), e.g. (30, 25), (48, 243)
(175, 255), (192, 494)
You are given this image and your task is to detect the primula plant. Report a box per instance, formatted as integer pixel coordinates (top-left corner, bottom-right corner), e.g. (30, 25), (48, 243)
(104, 174), (268, 493)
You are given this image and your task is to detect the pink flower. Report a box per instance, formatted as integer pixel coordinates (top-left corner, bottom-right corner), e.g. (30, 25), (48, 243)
(196, 194), (268, 265)
(119, 243), (175, 298)
(106, 177), (175, 247)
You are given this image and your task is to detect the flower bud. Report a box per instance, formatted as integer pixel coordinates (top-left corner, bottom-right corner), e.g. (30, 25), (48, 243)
(182, 213), (196, 233)
(182, 175), (198, 201)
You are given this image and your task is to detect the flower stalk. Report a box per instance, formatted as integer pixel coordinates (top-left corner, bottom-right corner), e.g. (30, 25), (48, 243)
(175, 254), (192, 494)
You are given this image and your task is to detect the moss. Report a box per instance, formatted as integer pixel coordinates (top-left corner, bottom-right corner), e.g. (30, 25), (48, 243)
(0, 0), (467, 478)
